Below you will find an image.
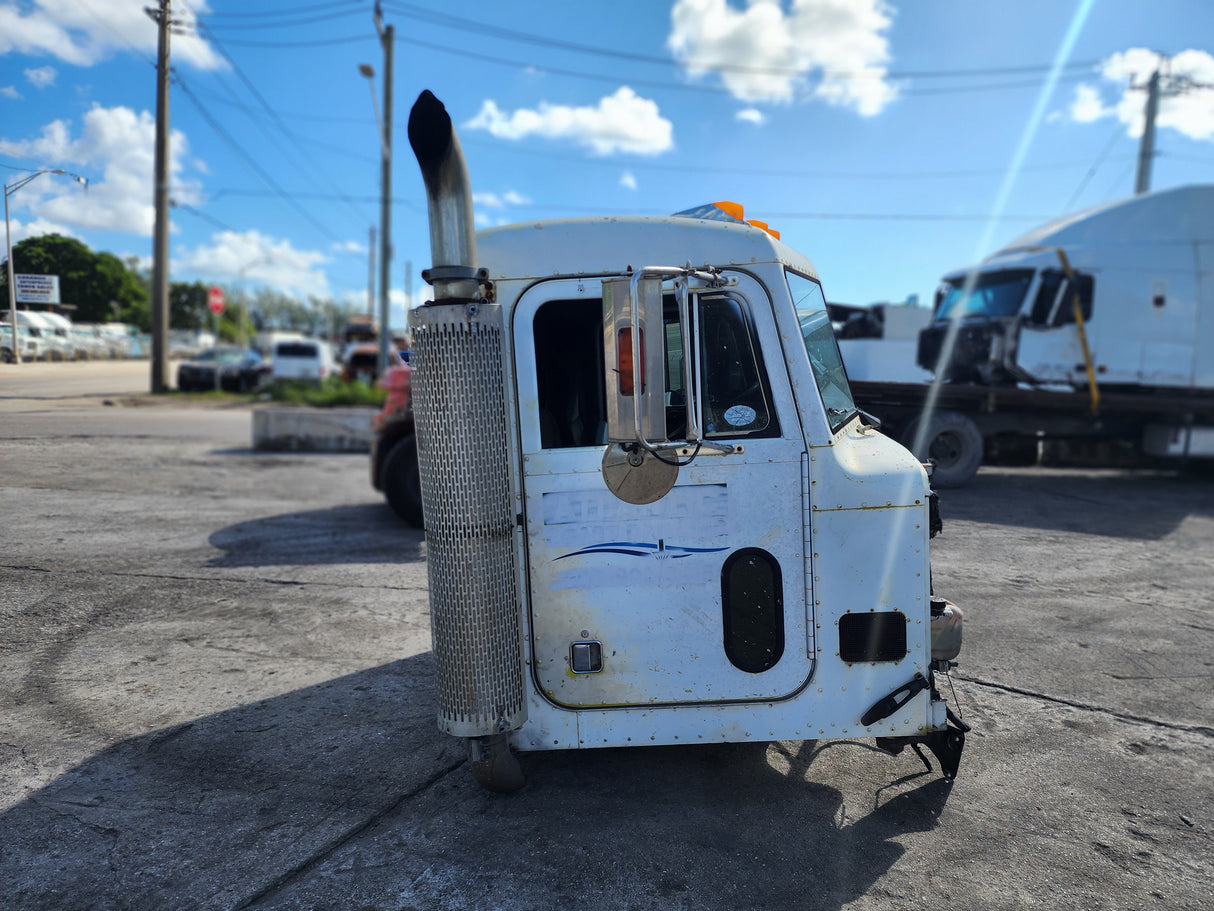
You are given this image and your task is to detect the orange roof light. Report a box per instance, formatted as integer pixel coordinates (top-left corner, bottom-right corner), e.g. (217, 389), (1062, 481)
(713, 200), (745, 221)
(671, 201), (781, 238)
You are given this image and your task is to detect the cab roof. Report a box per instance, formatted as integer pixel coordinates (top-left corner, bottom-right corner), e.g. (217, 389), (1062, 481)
(945, 184), (1214, 279)
(475, 215), (818, 284)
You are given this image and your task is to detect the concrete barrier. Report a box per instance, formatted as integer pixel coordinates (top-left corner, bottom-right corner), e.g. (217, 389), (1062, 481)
(252, 406), (376, 452)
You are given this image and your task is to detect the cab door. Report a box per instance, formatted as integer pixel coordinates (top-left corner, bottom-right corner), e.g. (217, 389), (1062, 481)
(514, 274), (813, 709)
(1017, 268), (1093, 384)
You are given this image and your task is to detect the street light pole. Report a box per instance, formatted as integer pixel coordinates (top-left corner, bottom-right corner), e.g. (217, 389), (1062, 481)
(364, 1), (394, 374)
(5, 180), (18, 364)
(377, 9), (394, 374)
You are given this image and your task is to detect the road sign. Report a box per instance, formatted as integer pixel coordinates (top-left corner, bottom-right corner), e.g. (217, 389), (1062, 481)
(15, 274), (60, 304)
(208, 286), (225, 315)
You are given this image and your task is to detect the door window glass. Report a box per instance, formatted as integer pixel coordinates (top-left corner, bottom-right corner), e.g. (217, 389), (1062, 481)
(698, 296), (774, 438)
(533, 299), (607, 448)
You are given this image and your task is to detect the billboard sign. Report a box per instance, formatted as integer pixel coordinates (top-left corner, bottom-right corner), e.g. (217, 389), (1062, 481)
(15, 274), (60, 305)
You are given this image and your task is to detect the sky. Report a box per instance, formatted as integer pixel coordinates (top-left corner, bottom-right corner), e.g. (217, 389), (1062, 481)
(2, 0), (1213, 329)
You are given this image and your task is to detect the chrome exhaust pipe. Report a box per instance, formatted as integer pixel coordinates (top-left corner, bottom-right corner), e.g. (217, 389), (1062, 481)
(405, 91), (526, 746)
(407, 89), (480, 303)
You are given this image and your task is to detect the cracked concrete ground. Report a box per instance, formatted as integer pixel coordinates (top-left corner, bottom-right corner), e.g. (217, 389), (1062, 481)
(1, 362), (1211, 910)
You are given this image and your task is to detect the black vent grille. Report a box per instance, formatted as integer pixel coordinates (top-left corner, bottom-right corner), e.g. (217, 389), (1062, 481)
(839, 612), (908, 663)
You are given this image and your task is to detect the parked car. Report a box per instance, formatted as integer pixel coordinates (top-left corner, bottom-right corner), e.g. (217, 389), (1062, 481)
(340, 343), (402, 385)
(177, 346), (271, 392)
(270, 338), (337, 382)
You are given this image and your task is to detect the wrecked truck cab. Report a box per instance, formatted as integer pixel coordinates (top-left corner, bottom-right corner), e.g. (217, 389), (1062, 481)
(404, 89), (967, 792)
(370, 363), (422, 527)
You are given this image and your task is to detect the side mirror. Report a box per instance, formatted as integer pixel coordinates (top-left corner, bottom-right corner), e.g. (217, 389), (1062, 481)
(603, 276), (666, 445)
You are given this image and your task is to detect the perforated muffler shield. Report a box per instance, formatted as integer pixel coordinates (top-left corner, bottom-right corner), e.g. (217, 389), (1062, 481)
(408, 302), (526, 737)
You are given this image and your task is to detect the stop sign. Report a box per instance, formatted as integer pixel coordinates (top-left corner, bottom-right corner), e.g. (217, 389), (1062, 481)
(208, 286), (225, 315)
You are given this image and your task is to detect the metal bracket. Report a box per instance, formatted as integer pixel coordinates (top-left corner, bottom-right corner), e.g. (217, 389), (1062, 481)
(861, 673), (929, 726)
(875, 704), (971, 781)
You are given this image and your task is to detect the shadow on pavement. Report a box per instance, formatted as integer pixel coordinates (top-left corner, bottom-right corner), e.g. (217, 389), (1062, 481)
(939, 468), (1214, 540)
(0, 655), (954, 911)
(207, 503), (424, 567)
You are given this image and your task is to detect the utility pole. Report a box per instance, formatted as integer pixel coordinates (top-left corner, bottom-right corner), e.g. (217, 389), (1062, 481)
(1134, 69), (1160, 196)
(1130, 59), (1214, 196)
(374, 2), (394, 373)
(367, 225), (376, 317)
(146, 0), (172, 392)
(404, 259), (412, 352)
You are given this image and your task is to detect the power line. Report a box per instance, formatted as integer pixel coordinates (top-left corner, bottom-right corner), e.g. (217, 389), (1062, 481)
(211, 188), (422, 211)
(380, 1), (1100, 83)
(175, 85), (375, 124)
(188, 32), (371, 48)
(171, 198), (238, 233)
(211, 26), (1091, 103)
(209, 0), (1099, 97)
(460, 134), (1133, 182)
(201, 0), (363, 18)
(1064, 123), (1125, 212)
(198, 6), (366, 30)
(191, 19), (373, 226)
(65, 0), (158, 67)
(172, 75), (340, 243)
(198, 188), (1058, 222)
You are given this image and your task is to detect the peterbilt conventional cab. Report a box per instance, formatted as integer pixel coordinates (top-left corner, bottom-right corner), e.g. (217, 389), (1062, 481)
(404, 90), (967, 792)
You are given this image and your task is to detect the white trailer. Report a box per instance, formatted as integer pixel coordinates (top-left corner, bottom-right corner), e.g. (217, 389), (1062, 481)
(849, 186), (1214, 486)
(403, 91), (967, 791)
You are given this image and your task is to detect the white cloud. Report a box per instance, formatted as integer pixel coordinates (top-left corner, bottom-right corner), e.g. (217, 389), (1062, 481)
(24, 65), (56, 88)
(619, 171), (638, 190)
(331, 239), (366, 255)
(1067, 48), (1214, 141)
(466, 87), (674, 155)
(7, 215), (79, 244)
(176, 230), (331, 299)
(1069, 84), (1110, 123)
(0, 104), (203, 236)
(667, 0), (897, 116)
(473, 190), (532, 209)
(0, 1), (223, 70)
(736, 107), (766, 125)
(1, 85), (19, 99)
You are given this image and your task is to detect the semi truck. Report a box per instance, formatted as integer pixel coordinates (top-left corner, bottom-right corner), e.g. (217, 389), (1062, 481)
(845, 185), (1214, 487)
(396, 90), (967, 792)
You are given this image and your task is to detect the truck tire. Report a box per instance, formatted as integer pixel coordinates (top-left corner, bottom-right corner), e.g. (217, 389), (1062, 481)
(383, 435), (424, 527)
(901, 410), (984, 488)
(466, 733), (525, 793)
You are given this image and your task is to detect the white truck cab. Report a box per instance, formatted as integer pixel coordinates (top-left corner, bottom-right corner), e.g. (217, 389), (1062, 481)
(405, 90), (966, 791)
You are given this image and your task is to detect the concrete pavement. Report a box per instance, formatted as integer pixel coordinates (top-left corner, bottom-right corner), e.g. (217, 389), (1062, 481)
(1, 364), (1211, 910)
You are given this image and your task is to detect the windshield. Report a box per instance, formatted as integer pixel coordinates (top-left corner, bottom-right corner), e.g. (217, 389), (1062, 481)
(935, 269), (1034, 321)
(787, 271), (857, 433)
(198, 348), (247, 365)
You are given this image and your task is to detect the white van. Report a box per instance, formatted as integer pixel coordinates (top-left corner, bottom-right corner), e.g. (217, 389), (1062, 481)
(270, 338), (336, 382)
(15, 312), (69, 360)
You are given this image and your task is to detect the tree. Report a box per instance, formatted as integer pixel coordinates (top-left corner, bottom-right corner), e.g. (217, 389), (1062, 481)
(0, 234), (149, 326)
(170, 281), (210, 331)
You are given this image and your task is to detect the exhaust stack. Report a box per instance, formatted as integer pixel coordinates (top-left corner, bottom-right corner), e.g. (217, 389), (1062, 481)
(407, 89), (480, 303)
(406, 91), (526, 742)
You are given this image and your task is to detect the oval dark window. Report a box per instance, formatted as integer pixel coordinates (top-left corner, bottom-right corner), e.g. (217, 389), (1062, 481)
(721, 548), (784, 673)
